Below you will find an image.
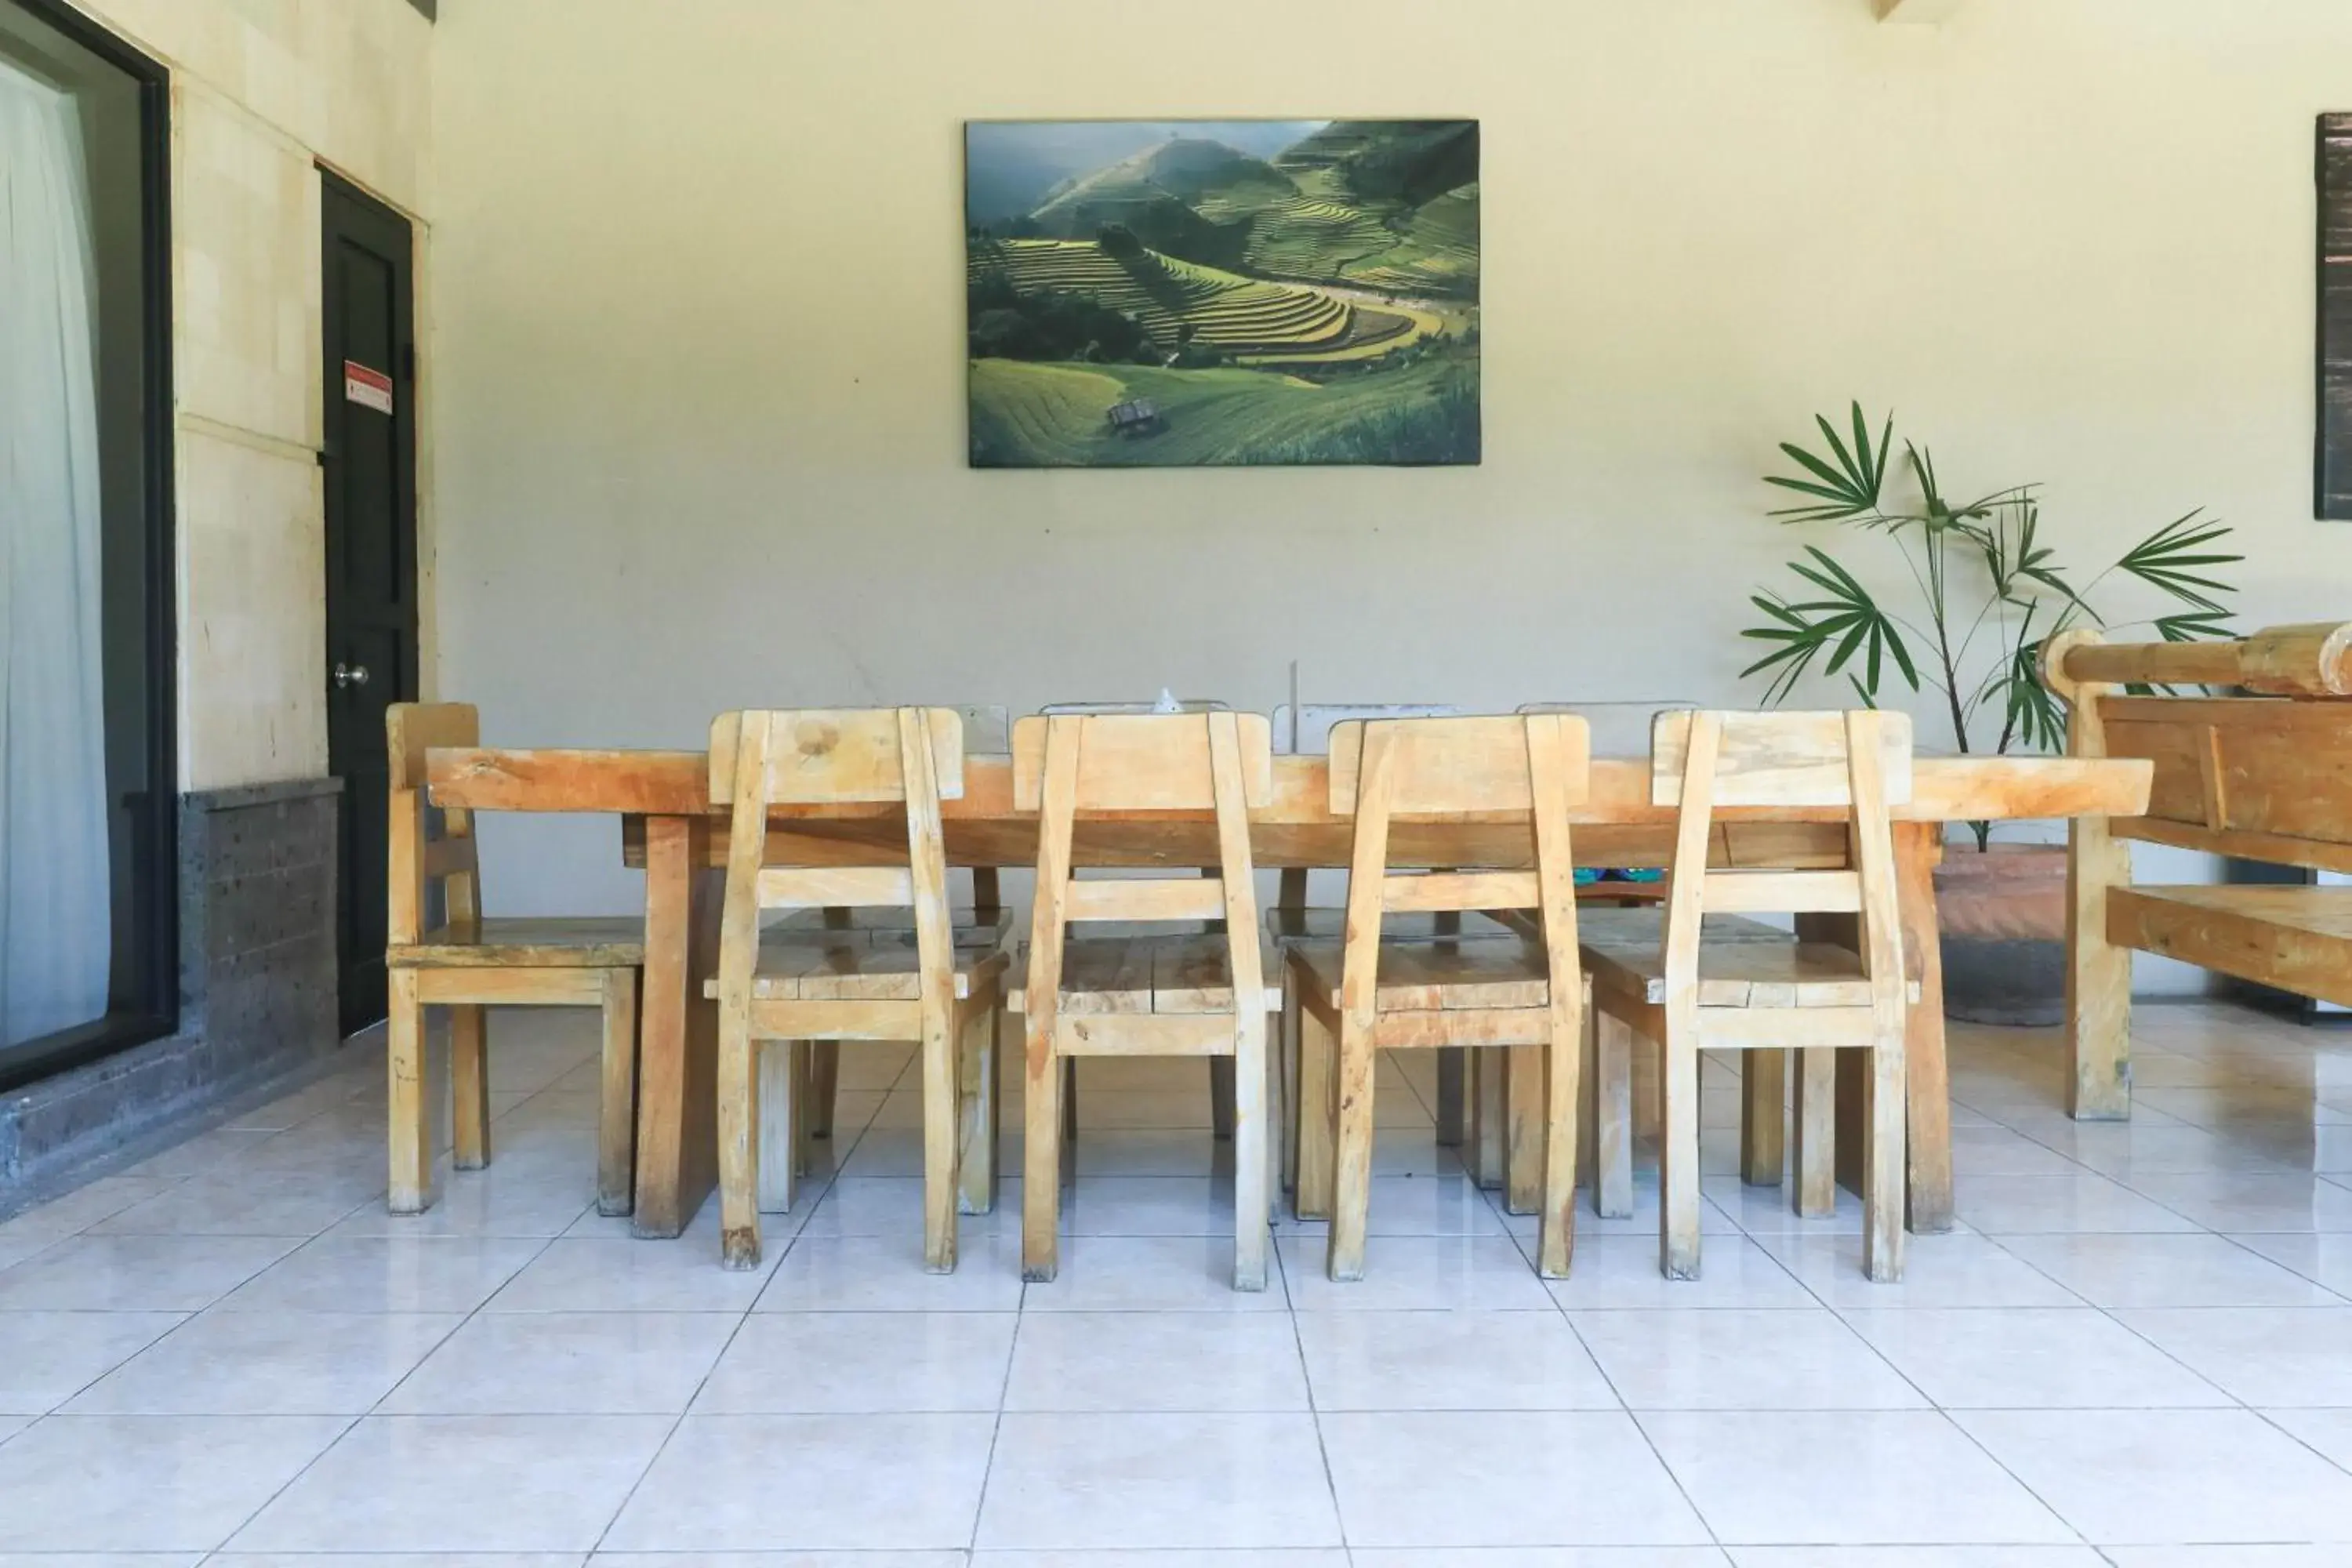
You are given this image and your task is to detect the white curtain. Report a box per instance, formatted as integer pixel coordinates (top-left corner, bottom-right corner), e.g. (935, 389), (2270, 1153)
(0, 58), (111, 1048)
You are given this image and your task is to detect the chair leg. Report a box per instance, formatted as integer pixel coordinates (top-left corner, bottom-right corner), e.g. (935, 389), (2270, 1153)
(1740, 1047), (1785, 1187)
(1864, 1035), (1908, 1283)
(1591, 1011), (1634, 1220)
(807, 1040), (840, 1140)
(1326, 1011), (1377, 1283)
(450, 1004), (492, 1172)
(387, 969), (434, 1214)
(1661, 1028), (1703, 1281)
(1469, 1047), (1507, 1192)
(756, 1038), (801, 1215)
(1210, 1054), (1236, 1142)
(1505, 1042), (1543, 1215)
(1022, 1016), (1062, 1283)
(1278, 973), (1301, 1198)
(958, 1000), (1000, 1216)
(1059, 1056), (1079, 1186)
(921, 1005), (960, 1276)
(1791, 1047), (1838, 1219)
(1233, 1033), (1269, 1292)
(717, 1010), (761, 1269)
(1538, 1007), (1582, 1279)
(596, 969), (639, 1217)
(1295, 1003), (1338, 1220)
(1435, 1047), (1467, 1149)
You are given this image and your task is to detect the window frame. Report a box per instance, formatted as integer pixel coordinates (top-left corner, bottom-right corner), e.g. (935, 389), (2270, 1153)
(0, 0), (178, 1094)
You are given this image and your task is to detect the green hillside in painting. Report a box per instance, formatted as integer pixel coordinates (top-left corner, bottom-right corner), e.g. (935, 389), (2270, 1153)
(965, 119), (1479, 467)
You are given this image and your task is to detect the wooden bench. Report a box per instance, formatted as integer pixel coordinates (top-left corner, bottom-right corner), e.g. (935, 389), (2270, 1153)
(2045, 622), (2352, 1117)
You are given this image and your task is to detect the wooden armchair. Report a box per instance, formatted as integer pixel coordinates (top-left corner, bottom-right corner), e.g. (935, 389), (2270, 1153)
(2043, 623), (2352, 1117)
(1007, 711), (1279, 1290)
(1285, 713), (1591, 1280)
(384, 702), (644, 1218)
(1581, 710), (1915, 1283)
(707, 709), (1010, 1272)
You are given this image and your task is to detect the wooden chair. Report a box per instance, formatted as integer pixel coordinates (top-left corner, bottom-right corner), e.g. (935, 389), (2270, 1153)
(384, 702), (644, 1218)
(707, 709), (1010, 1272)
(1286, 713), (1591, 1280)
(1008, 710), (1278, 1290)
(1581, 710), (1914, 1283)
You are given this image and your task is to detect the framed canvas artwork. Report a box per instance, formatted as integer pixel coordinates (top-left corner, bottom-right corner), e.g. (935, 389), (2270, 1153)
(2321, 114), (2352, 519)
(965, 119), (1479, 468)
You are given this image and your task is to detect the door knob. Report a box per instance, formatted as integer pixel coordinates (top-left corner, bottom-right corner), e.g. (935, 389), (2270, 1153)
(332, 662), (371, 690)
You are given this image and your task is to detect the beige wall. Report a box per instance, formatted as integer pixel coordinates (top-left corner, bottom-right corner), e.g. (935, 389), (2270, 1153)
(67, 0), (430, 789)
(429, 0), (2352, 931)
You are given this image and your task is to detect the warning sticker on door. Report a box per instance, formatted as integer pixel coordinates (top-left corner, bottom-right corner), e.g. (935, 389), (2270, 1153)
(343, 360), (394, 415)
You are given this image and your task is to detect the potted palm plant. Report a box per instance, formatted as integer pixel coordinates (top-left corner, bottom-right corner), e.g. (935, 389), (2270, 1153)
(1740, 405), (2240, 1024)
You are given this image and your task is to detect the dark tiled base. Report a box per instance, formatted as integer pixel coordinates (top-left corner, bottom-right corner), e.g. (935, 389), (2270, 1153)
(0, 777), (344, 1200)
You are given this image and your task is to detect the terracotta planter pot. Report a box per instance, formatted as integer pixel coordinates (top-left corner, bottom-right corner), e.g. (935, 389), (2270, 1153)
(1934, 841), (2067, 1026)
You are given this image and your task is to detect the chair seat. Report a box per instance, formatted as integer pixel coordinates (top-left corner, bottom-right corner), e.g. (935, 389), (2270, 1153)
(1008, 932), (1282, 1014)
(1582, 926), (1922, 1008)
(703, 927), (1010, 1003)
(390, 916), (644, 970)
(1265, 906), (1525, 946)
(762, 905), (1013, 942)
(1285, 936), (1557, 1012)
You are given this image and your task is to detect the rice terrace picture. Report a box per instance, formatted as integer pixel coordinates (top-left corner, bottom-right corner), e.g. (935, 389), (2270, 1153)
(965, 118), (1480, 468)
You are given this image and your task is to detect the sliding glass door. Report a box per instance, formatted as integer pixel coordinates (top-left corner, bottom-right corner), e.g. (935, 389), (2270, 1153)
(0, 0), (173, 1091)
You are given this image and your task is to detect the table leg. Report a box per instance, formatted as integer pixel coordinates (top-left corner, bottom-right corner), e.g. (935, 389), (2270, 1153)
(1895, 821), (1953, 1233)
(633, 815), (721, 1239)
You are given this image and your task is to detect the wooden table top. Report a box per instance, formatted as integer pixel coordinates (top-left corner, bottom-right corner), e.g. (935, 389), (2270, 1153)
(426, 747), (2152, 871)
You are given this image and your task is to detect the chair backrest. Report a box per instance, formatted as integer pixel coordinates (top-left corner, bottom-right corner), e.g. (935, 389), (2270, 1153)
(386, 702), (481, 946)
(1276, 702), (1465, 756)
(1012, 710), (1272, 1018)
(1326, 714), (1591, 1012)
(709, 709), (967, 1014)
(1650, 709), (1912, 1016)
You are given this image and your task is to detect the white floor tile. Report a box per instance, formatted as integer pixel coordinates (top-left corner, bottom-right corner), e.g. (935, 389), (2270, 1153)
(1570, 1308), (1926, 1410)
(1545, 1234), (1815, 1310)
(1752, 1231), (2082, 1310)
(976, 1411), (1339, 1550)
(232, 1414), (673, 1551)
(65, 1311), (459, 1415)
(695, 1311), (1016, 1412)
(89, 1171), (378, 1238)
(2234, 1232), (2352, 1296)
(0, 1312), (184, 1414)
(799, 1178), (1019, 1240)
(1954, 1173), (2201, 1234)
(1639, 1410), (2075, 1545)
(1272, 1174), (1505, 1236)
(1004, 1309), (1305, 1411)
(604, 1414), (995, 1549)
(486, 1236), (777, 1311)
(1353, 1552), (1732, 1568)
(1295, 1308), (1617, 1410)
(1276, 1235), (1554, 1311)
(379, 1310), (739, 1414)
(1991, 1232), (2343, 1308)
(1321, 1410), (1709, 1548)
(217, 1234), (547, 1314)
(754, 1232), (1029, 1312)
(1021, 1235), (1289, 1312)
(0, 1414), (349, 1550)
(1954, 1407), (2352, 1544)
(977, 1552), (1349, 1568)
(2114, 1306), (2352, 1406)
(0, 1234), (301, 1312)
(1730, 1551), (2106, 1566)
(1842, 1307), (2229, 1407)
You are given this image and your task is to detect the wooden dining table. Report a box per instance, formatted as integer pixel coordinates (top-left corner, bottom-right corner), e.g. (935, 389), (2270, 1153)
(425, 743), (2153, 1241)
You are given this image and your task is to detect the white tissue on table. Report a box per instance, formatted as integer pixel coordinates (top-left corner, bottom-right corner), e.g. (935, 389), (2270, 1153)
(1152, 688), (1182, 714)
